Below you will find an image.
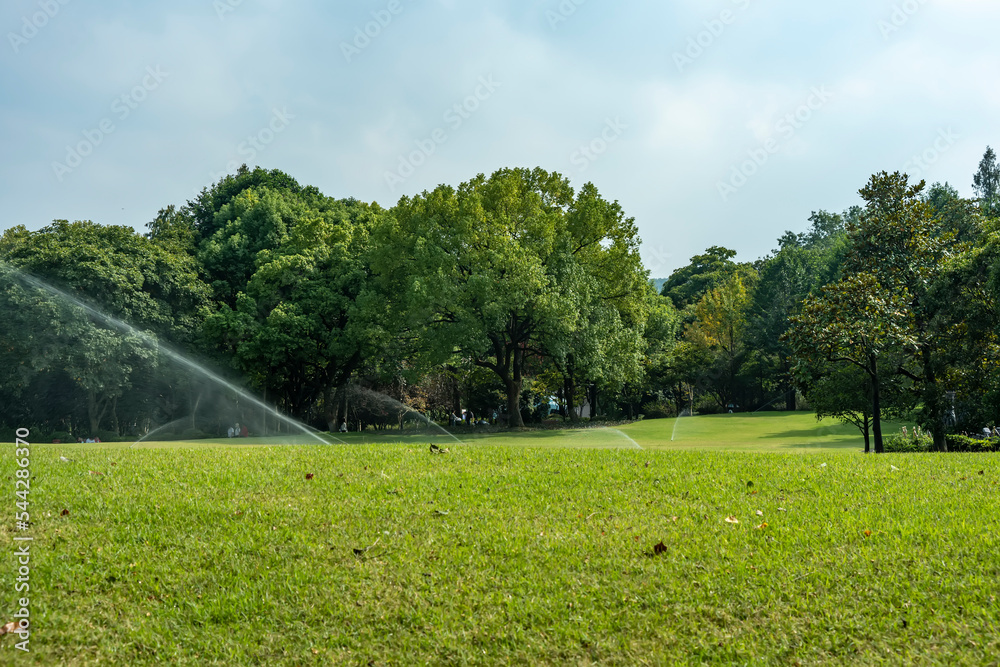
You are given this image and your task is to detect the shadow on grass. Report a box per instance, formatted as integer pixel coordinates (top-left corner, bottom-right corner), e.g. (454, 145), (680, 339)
(760, 427), (858, 439)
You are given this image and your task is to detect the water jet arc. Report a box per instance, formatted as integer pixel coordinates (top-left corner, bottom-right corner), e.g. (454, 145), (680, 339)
(6, 268), (344, 446)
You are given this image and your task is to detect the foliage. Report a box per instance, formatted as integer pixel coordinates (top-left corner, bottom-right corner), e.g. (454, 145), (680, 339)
(882, 426), (933, 453)
(946, 434), (1000, 453)
(0, 220), (209, 436)
(374, 167), (649, 427)
(973, 146), (1000, 216)
(660, 245), (737, 309)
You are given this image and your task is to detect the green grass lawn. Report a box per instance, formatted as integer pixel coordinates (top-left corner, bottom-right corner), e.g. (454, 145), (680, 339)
(627, 412), (902, 452)
(1, 432), (998, 664)
(101, 411), (889, 453)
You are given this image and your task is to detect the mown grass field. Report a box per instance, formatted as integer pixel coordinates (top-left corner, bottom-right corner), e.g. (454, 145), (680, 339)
(110, 412), (897, 453)
(1, 419), (998, 665)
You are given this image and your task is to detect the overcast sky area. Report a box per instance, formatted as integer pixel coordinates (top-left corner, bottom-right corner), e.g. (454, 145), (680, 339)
(2, 0), (998, 276)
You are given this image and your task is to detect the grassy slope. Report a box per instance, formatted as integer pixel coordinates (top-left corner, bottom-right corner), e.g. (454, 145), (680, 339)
(1, 441), (998, 665)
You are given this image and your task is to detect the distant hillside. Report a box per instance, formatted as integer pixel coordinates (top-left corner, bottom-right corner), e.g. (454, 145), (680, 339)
(651, 278), (666, 295)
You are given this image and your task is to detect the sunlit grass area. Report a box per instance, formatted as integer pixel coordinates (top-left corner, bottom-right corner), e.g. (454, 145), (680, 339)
(46, 411), (894, 454)
(1, 439), (997, 664)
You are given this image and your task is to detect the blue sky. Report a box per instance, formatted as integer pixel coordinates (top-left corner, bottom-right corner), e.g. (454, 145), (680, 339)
(2, 0), (998, 276)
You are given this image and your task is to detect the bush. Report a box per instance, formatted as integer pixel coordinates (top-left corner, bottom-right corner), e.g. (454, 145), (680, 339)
(883, 426), (933, 453)
(95, 430), (122, 443)
(945, 434), (1000, 453)
(49, 431), (73, 443)
(640, 399), (676, 420)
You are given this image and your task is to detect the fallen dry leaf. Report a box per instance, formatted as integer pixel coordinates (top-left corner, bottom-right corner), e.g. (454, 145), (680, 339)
(653, 541), (667, 555)
(0, 621), (17, 635)
(864, 530), (872, 537)
(305, 473), (314, 480)
(61, 509), (69, 516)
(725, 516), (739, 524)
(755, 522), (768, 530)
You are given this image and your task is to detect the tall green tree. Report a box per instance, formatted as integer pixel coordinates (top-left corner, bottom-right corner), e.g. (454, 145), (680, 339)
(375, 167), (648, 427)
(787, 272), (915, 453)
(199, 190), (381, 426)
(845, 172), (955, 450)
(0, 220), (208, 435)
(973, 146), (1000, 216)
(682, 270), (753, 410)
(660, 246), (737, 310)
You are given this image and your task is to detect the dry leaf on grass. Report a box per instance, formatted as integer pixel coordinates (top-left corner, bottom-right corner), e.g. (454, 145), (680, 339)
(0, 621), (17, 635)
(725, 516), (739, 524)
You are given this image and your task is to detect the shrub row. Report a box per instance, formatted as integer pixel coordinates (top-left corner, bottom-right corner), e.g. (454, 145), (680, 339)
(945, 434), (1000, 453)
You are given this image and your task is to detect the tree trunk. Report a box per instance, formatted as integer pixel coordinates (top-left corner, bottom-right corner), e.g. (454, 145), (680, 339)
(323, 385), (337, 432)
(506, 376), (524, 427)
(922, 348), (947, 452)
(871, 354), (884, 454)
(863, 413), (871, 453)
(451, 372), (462, 416)
(111, 396), (120, 436)
(565, 375), (577, 423)
(781, 356), (797, 411)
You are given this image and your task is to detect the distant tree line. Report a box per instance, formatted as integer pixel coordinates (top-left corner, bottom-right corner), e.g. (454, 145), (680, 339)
(0, 167), (666, 439)
(664, 147), (1000, 452)
(2, 150), (998, 447)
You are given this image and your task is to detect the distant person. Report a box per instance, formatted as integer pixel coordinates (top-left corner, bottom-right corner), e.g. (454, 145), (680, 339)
(227, 426), (235, 438)
(241, 424), (249, 438)
(450, 412), (459, 427)
(339, 421), (348, 433)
